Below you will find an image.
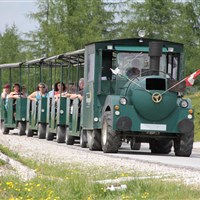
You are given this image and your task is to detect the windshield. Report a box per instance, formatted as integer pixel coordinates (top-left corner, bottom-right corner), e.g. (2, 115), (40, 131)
(116, 52), (169, 78)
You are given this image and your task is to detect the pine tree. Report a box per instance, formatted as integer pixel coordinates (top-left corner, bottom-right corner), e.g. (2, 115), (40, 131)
(26, 0), (124, 57)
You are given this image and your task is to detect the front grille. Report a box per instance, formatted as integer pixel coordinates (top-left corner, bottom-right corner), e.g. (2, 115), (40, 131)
(146, 78), (165, 90)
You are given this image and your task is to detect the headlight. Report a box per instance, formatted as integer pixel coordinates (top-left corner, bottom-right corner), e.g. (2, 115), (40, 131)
(94, 117), (99, 122)
(115, 111), (120, 116)
(180, 100), (188, 108)
(120, 97), (127, 105)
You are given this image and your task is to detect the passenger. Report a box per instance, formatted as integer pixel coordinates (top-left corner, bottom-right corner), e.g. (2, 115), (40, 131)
(45, 84), (49, 93)
(8, 83), (25, 99)
(48, 84), (54, 98)
(54, 82), (66, 96)
(7, 83), (24, 117)
(70, 78), (84, 101)
(22, 85), (28, 97)
(54, 82), (66, 101)
(68, 83), (77, 94)
(28, 82), (48, 102)
(1, 84), (10, 99)
(65, 83), (69, 93)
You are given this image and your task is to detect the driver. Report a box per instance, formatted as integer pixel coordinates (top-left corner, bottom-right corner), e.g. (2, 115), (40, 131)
(126, 59), (140, 78)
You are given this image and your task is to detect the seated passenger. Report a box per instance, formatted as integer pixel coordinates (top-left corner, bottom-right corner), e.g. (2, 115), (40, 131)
(54, 81), (69, 101)
(8, 83), (25, 99)
(70, 78), (84, 101)
(7, 83), (25, 117)
(1, 84), (10, 99)
(54, 82), (66, 96)
(22, 85), (28, 97)
(28, 82), (48, 102)
(48, 84), (54, 98)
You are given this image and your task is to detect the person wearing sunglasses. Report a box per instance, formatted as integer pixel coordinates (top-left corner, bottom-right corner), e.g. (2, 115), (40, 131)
(28, 82), (48, 102)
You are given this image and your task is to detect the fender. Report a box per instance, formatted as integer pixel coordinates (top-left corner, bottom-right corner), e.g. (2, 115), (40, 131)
(102, 95), (121, 118)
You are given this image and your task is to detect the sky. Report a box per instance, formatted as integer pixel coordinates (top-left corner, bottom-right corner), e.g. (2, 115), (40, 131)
(0, 0), (38, 35)
(0, 0), (189, 35)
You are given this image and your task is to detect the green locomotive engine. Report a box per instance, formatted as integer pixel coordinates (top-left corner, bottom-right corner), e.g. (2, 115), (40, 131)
(82, 38), (194, 157)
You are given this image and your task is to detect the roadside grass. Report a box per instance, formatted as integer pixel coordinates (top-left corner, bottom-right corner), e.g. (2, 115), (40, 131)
(186, 92), (200, 141)
(0, 145), (200, 199)
(0, 158), (6, 166)
(0, 168), (200, 200)
(0, 144), (22, 162)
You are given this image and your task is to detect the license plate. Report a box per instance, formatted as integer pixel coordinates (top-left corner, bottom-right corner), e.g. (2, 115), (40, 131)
(140, 123), (166, 131)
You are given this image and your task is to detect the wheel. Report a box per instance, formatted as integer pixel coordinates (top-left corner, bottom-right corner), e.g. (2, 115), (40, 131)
(38, 123), (46, 139)
(0, 120), (3, 130)
(130, 139), (141, 150)
(150, 139), (172, 154)
(56, 126), (66, 143)
(25, 122), (34, 137)
(87, 129), (101, 151)
(65, 128), (75, 145)
(174, 131), (194, 157)
(26, 129), (34, 137)
(101, 111), (121, 153)
(80, 129), (87, 148)
(118, 140), (122, 148)
(1, 121), (9, 135)
(46, 125), (54, 141)
(18, 122), (26, 136)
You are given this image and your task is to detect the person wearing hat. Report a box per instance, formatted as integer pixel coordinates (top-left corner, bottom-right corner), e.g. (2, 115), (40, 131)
(1, 84), (10, 99)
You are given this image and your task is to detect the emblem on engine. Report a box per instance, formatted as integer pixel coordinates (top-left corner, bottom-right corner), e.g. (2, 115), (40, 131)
(152, 92), (162, 103)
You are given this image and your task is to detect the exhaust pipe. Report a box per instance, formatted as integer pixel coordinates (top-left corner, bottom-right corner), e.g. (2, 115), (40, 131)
(149, 41), (163, 75)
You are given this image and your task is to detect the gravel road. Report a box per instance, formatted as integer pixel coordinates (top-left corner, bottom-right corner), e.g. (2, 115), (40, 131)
(0, 131), (200, 187)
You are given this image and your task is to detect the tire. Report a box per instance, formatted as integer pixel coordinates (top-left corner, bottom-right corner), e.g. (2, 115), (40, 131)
(56, 126), (66, 143)
(101, 111), (121, 153)
(18, 122), (26, 136)
(80, 129), (87, 148)
(150, 139), (172, 154)
(130, 139), (141, 150)
(26, 129), (34, 137)
(0, 120), (3, 130)
(87, 129), (101, 151)
(46, 126), (54, 141)
(1, 121), (9, 135)
(38, 123), (46, 139)
(25, 123), (34, 137)
(65, 128), (75, 145)
(174, 131), (194, 157)
(118, 140), (122, 148)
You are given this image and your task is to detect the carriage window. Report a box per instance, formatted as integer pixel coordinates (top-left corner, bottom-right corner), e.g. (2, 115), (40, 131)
(167, 54), (178, 79)
(102, 51), (113, 80)
(117, 52), (150, 77)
